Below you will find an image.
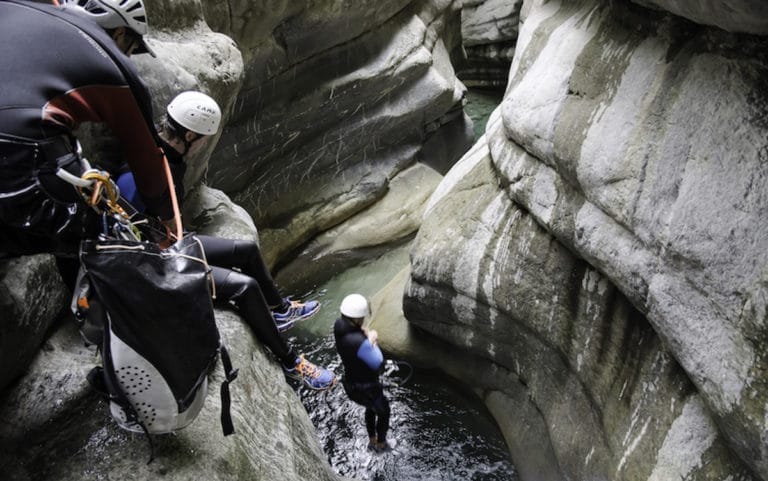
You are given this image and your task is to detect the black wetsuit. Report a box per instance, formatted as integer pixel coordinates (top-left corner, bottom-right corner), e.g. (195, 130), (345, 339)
(334, 316), (390, 443)
(0, 0), (172, 256)
(202, 235), (297, 367)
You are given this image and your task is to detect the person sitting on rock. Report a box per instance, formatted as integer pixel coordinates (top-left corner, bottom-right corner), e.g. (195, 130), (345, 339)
(333, 294), (392, 451)
(116, 91), (335, 390)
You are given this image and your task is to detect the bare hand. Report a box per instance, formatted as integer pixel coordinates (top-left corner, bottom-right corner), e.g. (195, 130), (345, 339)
(158, 218), (177, 248)
(367, 329), (378, 345)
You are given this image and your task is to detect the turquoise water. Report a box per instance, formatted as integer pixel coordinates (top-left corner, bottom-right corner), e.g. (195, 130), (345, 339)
(465, 89), (504, 141)
(279, 246), (517, 481)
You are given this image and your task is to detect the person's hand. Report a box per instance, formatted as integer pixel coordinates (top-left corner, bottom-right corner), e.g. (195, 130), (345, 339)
(158, 218), (177, 249)
(367, 329), (378, 345)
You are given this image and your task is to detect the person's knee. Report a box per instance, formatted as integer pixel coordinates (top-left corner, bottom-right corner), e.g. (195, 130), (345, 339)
(229, 273), (262, 301)
(233, 239), (262, 261)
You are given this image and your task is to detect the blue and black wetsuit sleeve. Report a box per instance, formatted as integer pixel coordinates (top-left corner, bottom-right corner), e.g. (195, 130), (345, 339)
(356, 340), (384, 372)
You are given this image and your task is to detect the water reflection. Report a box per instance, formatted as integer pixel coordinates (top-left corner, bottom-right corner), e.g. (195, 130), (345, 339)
(279, 247), (517, 481)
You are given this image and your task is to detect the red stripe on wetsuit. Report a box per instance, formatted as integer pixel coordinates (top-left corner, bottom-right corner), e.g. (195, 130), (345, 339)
(44, 85), (173, 219)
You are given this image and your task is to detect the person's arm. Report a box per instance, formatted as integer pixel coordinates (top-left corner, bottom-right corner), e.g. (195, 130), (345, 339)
(44, 85), (173, 219)
(356, 339), (384, 372)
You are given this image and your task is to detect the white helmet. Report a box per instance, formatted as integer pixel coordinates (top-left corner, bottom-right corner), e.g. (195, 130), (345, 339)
(60, 0), (148, 34)
(340, 294), (370, 319)
(60, 0), (154, 55)
(167, 91), (222, 136)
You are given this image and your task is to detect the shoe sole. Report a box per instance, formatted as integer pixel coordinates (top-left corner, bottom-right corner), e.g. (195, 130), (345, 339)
(284, 371), (338, 391)
(274, 303), (321, 332)
(276, 320), (296, 333)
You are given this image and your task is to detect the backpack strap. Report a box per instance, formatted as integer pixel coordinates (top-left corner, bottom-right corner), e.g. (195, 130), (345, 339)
(219, 344), (238, 436)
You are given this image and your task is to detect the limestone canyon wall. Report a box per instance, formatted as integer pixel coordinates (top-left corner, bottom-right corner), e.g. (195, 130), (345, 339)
(405, 0), (768, 480)
(204, 0), (473, 266)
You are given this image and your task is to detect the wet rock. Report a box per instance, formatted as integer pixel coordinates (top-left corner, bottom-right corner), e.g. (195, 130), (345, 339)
(405, 0), (768, 472)
(206, 0), (473, 267)
(405, 110), (758, 479)
(183, 184), (260, 242)
(497, 0), (768, 476)
(0, 312), (343, 481)
(0, 255), (67, 393)
(458, 0), (522, 88)
(277, 163), (443, 288)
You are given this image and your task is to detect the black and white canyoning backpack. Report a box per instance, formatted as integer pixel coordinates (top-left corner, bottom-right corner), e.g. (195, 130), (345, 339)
(72, 233), (238, 440)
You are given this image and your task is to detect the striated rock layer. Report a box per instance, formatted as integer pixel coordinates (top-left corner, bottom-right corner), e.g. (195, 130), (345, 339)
(458, 0), (522, 89)
(405, 0), (768, 479)
(205, 0), (473, 267)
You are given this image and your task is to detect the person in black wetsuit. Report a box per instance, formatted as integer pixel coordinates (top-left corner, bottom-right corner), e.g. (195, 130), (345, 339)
(116, 91), (336, 390)
(334, 294), (392, 451)
(0, 0), (173, 259)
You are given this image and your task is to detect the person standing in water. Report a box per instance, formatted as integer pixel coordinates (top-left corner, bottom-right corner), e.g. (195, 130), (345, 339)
(333, 294), (392, 451)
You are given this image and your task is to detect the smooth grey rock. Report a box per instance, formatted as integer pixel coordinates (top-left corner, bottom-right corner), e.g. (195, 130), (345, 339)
(207, 0), (471, 267)
(497, 0), (768, 476)
(458, 0), (522, 88)
(462, 0), (522, 46)
(0, 255), (67, 393)
(404, 104), (757, 479)
(631, 0), (768, 35)
(276, 163), (442, 286)
(183, 184), (260, 242)
(371, 263), (564, 481)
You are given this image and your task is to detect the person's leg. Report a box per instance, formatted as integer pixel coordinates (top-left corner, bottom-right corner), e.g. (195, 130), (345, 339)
(211, 265), (295, 366)
(198, 235), (320, 330)
(365, 408), (377, 441)
(211, 265), (336, 389)
(346, 383), (377, 446)
(370, 386), (391, 449)
(198, 235), (282, 305)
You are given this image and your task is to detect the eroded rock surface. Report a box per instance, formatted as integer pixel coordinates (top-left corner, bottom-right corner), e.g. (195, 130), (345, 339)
(205, 0), (473, 267)
(404, 0), (768, 479)
(0, 311), (342, 481)
(459, 0), (522, 88)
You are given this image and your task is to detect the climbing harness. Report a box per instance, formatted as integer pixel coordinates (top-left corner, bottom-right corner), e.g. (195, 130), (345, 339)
(54, 143), (173, 244)
(53, 144), (140, 238)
